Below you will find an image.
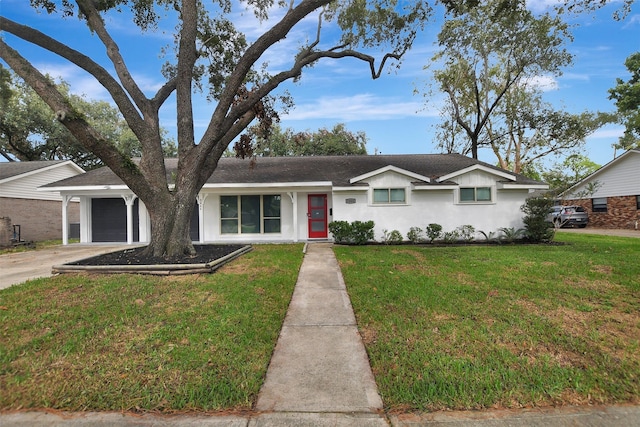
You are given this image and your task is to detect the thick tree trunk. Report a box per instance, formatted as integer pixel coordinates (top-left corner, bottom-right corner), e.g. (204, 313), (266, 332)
(142, 185), (199, 258)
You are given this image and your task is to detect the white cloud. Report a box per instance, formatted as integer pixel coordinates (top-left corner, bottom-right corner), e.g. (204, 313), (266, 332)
(282, 94), (438, 122)
(587, 127), (625, 139)
(522, 75), (559, 91)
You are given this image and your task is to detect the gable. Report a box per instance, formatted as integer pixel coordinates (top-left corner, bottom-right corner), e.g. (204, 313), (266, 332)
(565, 150), (640, 199)
(437, 164), (515, 183)
(349, 165), (430, 185)
(446, 169), (506, 187)
(0, 161), (84, 201)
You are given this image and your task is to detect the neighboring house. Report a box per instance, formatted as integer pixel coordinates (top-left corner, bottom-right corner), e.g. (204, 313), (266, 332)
(41, 154), (548, 245)
(0, 160), (84, 242)
(561, 149), (640, 230)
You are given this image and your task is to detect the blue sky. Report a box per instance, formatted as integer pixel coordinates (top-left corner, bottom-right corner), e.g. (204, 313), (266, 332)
(1, 0), (639, 169)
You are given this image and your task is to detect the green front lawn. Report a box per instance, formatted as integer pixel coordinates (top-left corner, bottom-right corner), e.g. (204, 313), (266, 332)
(0, 244), (304, 413)
(2, 234), (638, 414)
(335, 233), (640, 412)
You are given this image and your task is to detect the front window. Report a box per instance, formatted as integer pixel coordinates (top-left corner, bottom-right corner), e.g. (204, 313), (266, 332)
(636, 195), (640, 210)
(221, 195), (281, 234)
(460, 187), (492, 203)
(373, 188), (406, 204)
(592, 197), (607, 213)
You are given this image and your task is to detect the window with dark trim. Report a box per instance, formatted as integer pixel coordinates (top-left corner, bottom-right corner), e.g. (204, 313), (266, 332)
(220, 195), (281, 234)
(373, 188), (406, 204)
(592, 197), (608, 213)
(636, 195), (640, 210)
(460, 187), (492, 203)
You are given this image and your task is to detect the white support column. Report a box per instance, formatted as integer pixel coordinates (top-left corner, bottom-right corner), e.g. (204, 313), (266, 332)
(122, 195), (138, 245)
(61, 194), (72, 245)
(288, 192), (298, 243)
(197, 193), (208, 243)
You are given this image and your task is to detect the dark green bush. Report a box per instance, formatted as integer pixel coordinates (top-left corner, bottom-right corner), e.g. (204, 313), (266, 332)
(521, 197), (555, 243)
(328, 220), (375, 245)
(351, 220), (375, 245)
(425, 223), (443, 243)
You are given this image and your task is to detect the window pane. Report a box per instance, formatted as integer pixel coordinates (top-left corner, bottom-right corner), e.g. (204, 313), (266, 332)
(220, 196), (237, 218)
(373, 189), (389, 203)
(636, 195), (640, 210)
(592, 197), (607, 213)
(390, 188), (406, 203)
(476, 187), (491, 201)
(460, 188), (475, 202)
(264, 219), (281, 233)
(263, 195), (281, 217)
(241, 195), (261, 233)
(221, 219), (238, 234)
(310, 196), (325, 208)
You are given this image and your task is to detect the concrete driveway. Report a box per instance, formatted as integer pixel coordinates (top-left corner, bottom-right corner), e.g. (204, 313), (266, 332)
(556, 227), (640, 238)
(0, 244), (132, 290)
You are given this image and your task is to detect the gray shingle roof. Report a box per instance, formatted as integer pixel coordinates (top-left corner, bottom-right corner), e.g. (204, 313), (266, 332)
(0, 160), (69, 181)
(43, 154), (545, 188)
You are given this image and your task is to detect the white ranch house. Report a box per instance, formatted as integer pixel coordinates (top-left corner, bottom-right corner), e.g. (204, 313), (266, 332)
(41, 154), (548, 245)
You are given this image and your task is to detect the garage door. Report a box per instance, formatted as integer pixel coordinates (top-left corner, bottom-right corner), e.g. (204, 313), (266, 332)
(91, 198), (139, 242)
(92, 199), (199, 243)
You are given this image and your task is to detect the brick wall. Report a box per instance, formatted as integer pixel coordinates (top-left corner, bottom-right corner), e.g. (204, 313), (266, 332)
(0, 217), (12, 247)
(564, 196), (640, 229)
(0, 198), (80, 242)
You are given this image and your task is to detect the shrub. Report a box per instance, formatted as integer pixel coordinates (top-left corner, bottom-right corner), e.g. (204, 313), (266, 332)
(351, 220), (375, 244)
(498, 227), (525, 243)
(328, 221), (352, 244)
(521, 197), (555, 243)
(382, 229), (403, 245)
(407, 227), (424, 244)
(329, 220), (375, 245)
(442, 229), (460, 244)
(425, 223), (443, 243)
(479, 230), (500, 243)
(457, 225), (475, 242)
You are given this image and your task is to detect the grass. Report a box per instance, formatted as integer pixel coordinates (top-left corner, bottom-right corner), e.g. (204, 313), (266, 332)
(334, 233), (640, 412)
(0, 244), (304, 413)
(0, 239), (80, 255)
(2, 235), (639, 414)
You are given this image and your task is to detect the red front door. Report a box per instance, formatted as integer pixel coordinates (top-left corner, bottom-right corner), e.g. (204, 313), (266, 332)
(308, 194), (328, 239)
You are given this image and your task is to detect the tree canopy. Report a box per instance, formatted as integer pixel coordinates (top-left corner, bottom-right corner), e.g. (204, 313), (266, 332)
(0, 0), (431, 256)
(424, 0), (603, 174)
(608, 52), (640, 152)
(240, 123), (368, 157)
(0, 66), (176, 169)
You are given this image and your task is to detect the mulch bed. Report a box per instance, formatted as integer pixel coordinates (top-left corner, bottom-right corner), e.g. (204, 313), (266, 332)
(68, 244), (246, 266)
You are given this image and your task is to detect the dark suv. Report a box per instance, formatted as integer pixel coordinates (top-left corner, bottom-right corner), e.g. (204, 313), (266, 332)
(547, 206), (589, 228)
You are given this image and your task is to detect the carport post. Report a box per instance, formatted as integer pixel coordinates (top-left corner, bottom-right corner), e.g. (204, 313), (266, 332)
(122, 195), (138, 245)
(197, 194), (208, 243)
(61, 195), (72, 245)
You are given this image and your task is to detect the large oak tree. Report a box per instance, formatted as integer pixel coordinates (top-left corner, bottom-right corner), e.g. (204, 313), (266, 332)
(0, 0), (430, 256)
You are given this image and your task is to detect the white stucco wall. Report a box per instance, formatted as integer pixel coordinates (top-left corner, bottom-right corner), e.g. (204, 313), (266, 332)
(331, 170), (530, 241)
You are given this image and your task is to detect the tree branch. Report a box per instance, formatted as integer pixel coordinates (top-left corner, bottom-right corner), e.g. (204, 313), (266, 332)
(75, 0), (150, 115)
(0, 16), (146, 136)
(0, 39), (155, 198)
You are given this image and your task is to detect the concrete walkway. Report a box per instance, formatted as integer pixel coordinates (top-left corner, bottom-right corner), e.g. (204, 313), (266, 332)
(253, 243), (386, 425)
(2, 243), (639, 426)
